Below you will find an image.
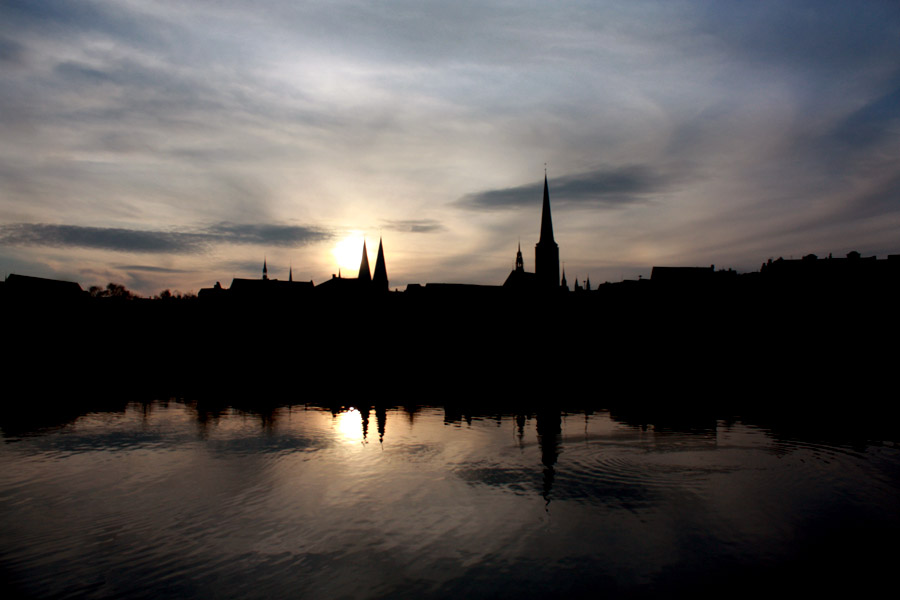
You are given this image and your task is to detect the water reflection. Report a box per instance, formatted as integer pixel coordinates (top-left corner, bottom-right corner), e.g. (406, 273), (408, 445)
(1, 402), (899, 599)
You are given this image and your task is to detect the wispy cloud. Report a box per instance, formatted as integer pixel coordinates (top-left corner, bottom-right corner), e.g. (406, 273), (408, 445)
(459, 166), (672, 211)
(0, 223), (331, 254)
(116, 265), (191, 273)
(381, 219), (445, 233)
(204, 223), (331, 246)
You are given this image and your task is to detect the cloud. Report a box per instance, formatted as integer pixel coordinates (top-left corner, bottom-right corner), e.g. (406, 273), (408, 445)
(0, 37), (25, 64)
(824, 77), (900, 156)
(381, 219), (445, 233)
(204, 223), (331, 246)
(697, 0), (900, 76)
(459, 166), (671, 211)
(0, 223), (331, 254)
(0, 224), (205, 253)
(116, 265), (191, 273)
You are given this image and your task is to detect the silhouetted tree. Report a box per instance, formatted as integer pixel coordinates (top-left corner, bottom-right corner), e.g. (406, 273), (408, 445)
(89, 282), (137, 300)
(154, 289), (197, 301)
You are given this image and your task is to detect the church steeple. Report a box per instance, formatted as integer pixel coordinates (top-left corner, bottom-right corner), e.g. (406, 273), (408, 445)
(262, 257), (268, 281)
(372, 237), (388, 292)
(539, 174), (555, 245)
(515, 241), (524, 272)
(358, 240), (371, 283)
(535, 173), (560, 289)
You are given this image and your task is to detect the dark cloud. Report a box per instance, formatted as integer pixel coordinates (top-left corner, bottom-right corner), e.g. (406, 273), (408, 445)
(826, 77), (900, 154)
(0, 224), (205, 253)
(0, 223), (331, 254)
(381, 219), (445, 233)
(460, 166), (669, 211)
(54, 61), (120, 85)
(847, 174), (900, 221)
(2, 0), (177, 56)
(116, 265), (191, 273)
(0, 37), (25, 64)
(699, 0), (900, 75)
(205, 223), (331, 246)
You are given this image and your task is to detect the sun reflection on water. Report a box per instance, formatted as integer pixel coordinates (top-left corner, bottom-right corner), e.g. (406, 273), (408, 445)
(334, 408), (362, 442)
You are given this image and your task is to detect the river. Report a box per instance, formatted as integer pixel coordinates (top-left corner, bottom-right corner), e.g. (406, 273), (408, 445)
(2, 401), (898, 598)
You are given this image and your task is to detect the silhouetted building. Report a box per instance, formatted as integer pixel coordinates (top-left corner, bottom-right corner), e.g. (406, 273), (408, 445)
(535, 174), (560, 289)
(504, 174), (561, 292)
(316, 239), (389, 295)
(758, 250), (895, 284)
(503, 241), (538, 289)
(405, 282), (504, 300)
(199, 260), (313, 301)
(3, 274), (85, 302)
(650, 266), (716, 285)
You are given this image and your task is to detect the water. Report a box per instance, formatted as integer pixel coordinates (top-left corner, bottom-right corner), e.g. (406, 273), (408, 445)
(2, 402), (898, 598)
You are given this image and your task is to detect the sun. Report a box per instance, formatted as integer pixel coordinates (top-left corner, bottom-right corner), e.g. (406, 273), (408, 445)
(332, 232), (366, 274)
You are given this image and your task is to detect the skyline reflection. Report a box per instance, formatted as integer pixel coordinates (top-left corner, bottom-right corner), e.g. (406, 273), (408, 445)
(2, 401), (898, 599)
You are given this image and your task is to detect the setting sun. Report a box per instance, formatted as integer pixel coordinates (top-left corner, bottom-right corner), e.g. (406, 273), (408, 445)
(332, 233), (367, 274)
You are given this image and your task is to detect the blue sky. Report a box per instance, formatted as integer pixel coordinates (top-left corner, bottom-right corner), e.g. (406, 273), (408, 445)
(2, 0), (899, 294)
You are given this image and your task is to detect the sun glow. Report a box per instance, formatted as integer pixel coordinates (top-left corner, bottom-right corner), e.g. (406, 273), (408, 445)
(332, 232), (366, 274)
(335, 408), (363, 442)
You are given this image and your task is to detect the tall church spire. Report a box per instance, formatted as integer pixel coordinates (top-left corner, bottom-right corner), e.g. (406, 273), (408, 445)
(535, 173), (560, 289)
(263, 257), (268, 280)
(539, 174), (555, 245)
(372, 237), (388, 292)
(358, 240), (371, 283)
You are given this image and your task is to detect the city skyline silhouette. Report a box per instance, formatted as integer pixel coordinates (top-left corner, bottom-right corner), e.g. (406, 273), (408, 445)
(2, 2), (899, 296)
(5, 169), (898, 301)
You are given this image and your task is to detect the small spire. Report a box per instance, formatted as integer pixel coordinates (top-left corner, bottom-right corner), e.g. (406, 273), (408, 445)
(263, 257), (268, 280)
(289, 263), (293, 282)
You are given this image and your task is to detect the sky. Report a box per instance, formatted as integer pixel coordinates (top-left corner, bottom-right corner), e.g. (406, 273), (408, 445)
(1, 0), (899, 295)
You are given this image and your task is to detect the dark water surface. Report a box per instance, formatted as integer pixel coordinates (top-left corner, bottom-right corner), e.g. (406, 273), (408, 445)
(2, 402), (898, 598)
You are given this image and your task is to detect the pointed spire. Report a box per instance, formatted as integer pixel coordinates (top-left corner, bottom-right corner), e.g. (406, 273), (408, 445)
(515, 240), (524, 272)
(561, 265), (568, 290)
(289, 264), (293, 282)
(535, 171), (560, 289)
(263, 257), (268, 280)
(358, 240), (371, 282)
(539, 174), (555, 245)
(373, 237), (388, 292)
